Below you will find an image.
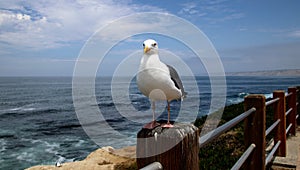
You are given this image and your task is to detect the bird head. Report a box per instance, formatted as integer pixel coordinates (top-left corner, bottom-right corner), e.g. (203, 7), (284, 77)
(143, 39), (158, 54)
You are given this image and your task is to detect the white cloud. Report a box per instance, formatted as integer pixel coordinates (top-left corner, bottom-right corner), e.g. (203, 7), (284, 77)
(0, 0), (163, 51)
(179, 2), (199, 15)
(288, 30), (300, 38)
(178, 0), (244, 24)
(254, 28), (300, 39)
(16, 13), (31, 20)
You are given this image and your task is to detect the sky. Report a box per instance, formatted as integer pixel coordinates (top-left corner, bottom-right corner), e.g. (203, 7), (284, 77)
(0, 0), (300, 76)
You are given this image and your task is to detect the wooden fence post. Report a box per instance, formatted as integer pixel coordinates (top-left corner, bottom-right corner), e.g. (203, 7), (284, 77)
(297, 87), (300, 125)
(244, 95), (266, 170)
(136, 123), (199, 170)
(273, 90), (286, 156)
(288, 87), (297, 135)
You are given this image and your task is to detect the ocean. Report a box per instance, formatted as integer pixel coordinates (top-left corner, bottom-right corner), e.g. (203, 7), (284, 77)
(0, 76), (299, 169)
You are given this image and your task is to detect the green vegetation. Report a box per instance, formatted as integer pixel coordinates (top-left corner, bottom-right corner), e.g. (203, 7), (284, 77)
(195, 102), (246, 170)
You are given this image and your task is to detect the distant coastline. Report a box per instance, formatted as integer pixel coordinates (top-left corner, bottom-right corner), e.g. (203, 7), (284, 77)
(226, 69), (300, 76)
(1, 69), (299, 78)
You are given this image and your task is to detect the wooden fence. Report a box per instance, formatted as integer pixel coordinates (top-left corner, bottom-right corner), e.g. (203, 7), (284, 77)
(200, 87), (299, 170)
(138, 87), (299, 170)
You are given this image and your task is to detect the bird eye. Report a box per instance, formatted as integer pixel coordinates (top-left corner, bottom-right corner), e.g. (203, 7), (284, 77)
(153, 43), (157, 47)
(143, 43), (145, 47)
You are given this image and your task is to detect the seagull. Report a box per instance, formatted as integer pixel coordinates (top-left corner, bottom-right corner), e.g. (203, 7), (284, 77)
(137, 39), (186, 129)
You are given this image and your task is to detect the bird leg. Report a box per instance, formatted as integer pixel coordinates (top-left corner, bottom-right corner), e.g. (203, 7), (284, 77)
(143, 101), (160, 129)
(162, 101), (174, 128)
(152, 101), (155, 121)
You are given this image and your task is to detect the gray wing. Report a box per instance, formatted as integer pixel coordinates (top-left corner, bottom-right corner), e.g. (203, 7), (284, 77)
(167, 65), (187, 98)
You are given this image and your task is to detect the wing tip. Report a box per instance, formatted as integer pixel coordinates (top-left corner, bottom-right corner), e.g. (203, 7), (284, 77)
(182, 91), (187, 99)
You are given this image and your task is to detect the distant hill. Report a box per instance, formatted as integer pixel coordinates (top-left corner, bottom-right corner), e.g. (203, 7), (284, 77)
(227, 69), (300, 76)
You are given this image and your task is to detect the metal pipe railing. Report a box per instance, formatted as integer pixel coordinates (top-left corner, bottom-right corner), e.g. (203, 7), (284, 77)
(266, 119), (280, 137)
(140, 162), (163, 170)
(286, 123), (293, 134)
(266, 98), (280, 106)
(199, 108), (256, 148)
(286, 108), (293, 116)
(285, 92), (293, 98)
(265, 141), (281, 166)
(231, 144), (256, 170)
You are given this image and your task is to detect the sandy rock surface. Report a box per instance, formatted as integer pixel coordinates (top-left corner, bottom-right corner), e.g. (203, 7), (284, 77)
(26, 146), (136, 170)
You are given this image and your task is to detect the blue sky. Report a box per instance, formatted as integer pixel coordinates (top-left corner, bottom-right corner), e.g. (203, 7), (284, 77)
(0, 0), (300, 76)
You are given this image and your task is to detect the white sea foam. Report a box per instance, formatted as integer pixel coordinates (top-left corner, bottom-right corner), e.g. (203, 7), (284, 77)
(8, 107), (37, 112)
(9, 107), (22, 111)
(20, 138), (42, 144)
(264, 93), (273, 99)
(44, 141), (60, 155)
(74, 140), (85, 147)
(18, 138), (74, 165)
(0, 139), (6, 152)
(23, 108), (36, 111)
(16, 152), (35, 161)
(226, 92), (274, 106)
(9, 104), (37, 112)
(227, 98), (244, 105)
(31, 139), (43, 144)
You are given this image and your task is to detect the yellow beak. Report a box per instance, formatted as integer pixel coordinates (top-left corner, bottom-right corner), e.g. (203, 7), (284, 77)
(144, 46), (150, 53)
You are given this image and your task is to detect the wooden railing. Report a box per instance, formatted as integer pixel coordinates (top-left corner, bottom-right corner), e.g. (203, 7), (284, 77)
(138, 87), (299, 170)
(200, 87), (299, 170)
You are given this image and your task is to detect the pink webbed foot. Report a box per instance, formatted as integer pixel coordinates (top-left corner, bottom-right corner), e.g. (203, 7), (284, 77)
(143, 121), (160, 129)
(162, 122), (174, 128)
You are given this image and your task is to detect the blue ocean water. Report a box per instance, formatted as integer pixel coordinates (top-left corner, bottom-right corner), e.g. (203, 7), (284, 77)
(0, 76), (299, 169)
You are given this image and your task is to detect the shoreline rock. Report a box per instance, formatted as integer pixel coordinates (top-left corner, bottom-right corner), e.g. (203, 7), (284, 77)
(26, 146), (137, 170)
